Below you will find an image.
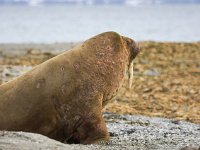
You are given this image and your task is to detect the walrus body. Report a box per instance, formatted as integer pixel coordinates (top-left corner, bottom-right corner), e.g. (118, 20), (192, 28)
(0, 32), (139, 144)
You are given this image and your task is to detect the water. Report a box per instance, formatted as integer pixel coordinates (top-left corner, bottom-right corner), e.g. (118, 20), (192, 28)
(0, 4), (200, 43)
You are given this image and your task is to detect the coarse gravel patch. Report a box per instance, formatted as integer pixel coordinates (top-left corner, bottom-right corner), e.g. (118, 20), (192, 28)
(0, 113), (199, 150)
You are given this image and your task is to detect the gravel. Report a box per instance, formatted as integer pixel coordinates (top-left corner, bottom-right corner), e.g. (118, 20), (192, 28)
(0, 113), (199, 150)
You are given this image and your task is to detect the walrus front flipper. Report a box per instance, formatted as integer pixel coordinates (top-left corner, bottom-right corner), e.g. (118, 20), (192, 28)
(69, 113), (109, 144)
(82, 115), (109, 144)
(64, 94), (110, 144)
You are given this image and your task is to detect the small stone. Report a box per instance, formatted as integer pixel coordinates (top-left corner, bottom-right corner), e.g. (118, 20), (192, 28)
(143, 69), (160, 76)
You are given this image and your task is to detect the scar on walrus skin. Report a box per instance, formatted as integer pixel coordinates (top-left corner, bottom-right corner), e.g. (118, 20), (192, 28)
(0, 31), (140, 144)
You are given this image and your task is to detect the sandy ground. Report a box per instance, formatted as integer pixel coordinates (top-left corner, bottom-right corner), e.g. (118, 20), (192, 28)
(0, 42), (200, 124)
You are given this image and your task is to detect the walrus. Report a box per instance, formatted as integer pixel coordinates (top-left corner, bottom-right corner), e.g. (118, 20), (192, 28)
(0, 31), (139, 144)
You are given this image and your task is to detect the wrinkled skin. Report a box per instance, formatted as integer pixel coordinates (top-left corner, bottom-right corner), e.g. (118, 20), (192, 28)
(0, 32), (139, 144)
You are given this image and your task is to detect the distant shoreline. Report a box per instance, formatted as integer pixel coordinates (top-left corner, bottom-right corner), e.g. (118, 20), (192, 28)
(1, 0), (200, 6)
(1, 41), (200, 54)
(1, 41), (200, 45)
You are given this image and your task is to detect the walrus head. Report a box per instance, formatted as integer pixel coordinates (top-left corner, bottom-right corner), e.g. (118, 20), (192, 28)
(122, 36), (140, 88)
(83, 31), (140, 89)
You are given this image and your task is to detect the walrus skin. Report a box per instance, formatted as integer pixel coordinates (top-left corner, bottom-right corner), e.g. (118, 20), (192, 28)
(0, 32), (139, 144)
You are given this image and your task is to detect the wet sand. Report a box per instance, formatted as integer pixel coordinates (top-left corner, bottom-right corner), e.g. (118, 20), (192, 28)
(0, 42), (200, 124)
